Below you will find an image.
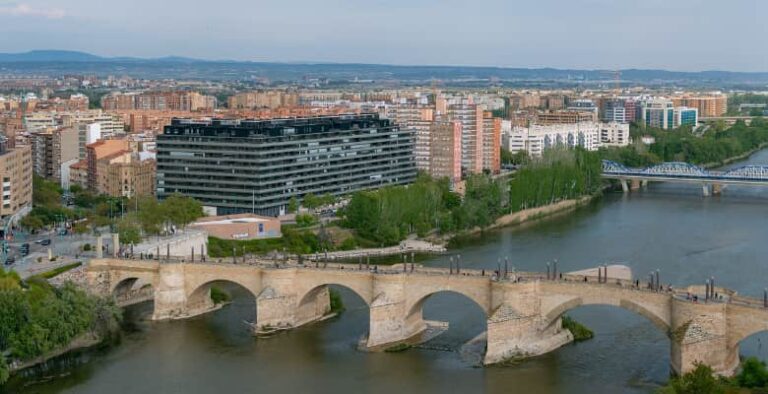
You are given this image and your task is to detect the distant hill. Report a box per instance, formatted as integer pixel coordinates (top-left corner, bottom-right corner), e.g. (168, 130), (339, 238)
(0, 50), (202, 63)
(0, 50), (105, 62)
(0, 50), (766, 88)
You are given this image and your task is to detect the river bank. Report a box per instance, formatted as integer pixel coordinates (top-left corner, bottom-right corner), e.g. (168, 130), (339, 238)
(302, 239), (446, 261)
(9, 334), (104, 373)
(432, 193), (600, 246)
(701, 141), (768, 169)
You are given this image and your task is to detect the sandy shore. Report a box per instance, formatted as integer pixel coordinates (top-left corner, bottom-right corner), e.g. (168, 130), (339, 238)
(567, 264), (633, 281)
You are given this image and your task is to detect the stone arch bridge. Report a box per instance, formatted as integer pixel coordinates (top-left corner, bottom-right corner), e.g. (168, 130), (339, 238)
(86, 258), (768, 376)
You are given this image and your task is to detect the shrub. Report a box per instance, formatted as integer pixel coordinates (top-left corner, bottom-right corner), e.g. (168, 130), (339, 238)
(210, 286), (230, 305)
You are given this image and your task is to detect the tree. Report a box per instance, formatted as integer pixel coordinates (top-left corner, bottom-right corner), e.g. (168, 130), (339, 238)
(736, 357), (768, 388)
(303, 193), (320, 210)
(137, 197), (163, 235)
(0, 355), (9, 384)
(660, 363), (725, 394)
(0, 270), (21, 291)
(116, 219), (141, 245)
(32, 175), (61, 208)
(295, 213), (317, 227)
(320, 193), (336, 206)
(162, 195), (203, 229)
(287, 196), (299, 214)
(501, 148), (530, 166)
(19, 215), (45, 231)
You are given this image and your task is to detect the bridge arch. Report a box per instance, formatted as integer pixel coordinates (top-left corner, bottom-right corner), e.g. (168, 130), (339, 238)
(404, 289), (490, 352)
(732, 329), (768, 365)
(542, 294), (671, 332)
(728, 305), (768, 352)
(406, 289), (489, 321)
(292, 273), (373, 327)
(293, 270), (374, 307)
(113, 277), (140, 297)
(186, 279), (259, 314)
(297, 282), (372, 308)
(110, 274), (156, 297)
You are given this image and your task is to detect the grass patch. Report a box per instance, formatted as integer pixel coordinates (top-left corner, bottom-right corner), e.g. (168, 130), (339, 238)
(384, 343), (412, 352)
(207, 225), (331, 257)
(329, 288), (345, 314)
(32, 262), (82, 280)
(562, 315), (594, 342)
(210, 286), (231, 305)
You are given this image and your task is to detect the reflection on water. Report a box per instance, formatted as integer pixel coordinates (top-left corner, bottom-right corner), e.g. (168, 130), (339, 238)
(8, 150), (768, 393)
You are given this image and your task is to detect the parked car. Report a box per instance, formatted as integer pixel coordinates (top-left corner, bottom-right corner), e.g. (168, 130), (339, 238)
(40, 239), (51, 246)
(5, 257), (15, 265)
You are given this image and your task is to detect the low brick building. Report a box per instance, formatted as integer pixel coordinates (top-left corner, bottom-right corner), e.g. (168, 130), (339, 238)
(189, 213), (281, 240)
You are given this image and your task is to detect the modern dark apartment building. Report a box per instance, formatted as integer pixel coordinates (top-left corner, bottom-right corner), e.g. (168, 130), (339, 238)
(156, 113), (416, 216)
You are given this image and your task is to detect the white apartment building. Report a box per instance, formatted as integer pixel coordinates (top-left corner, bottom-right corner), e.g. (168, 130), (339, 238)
(62, 111), (125, 138)
(23, 110), (125, 137)
(77, 122), (102, 159)
(600, 122), (631, 147)
(504, 122), (602, 157)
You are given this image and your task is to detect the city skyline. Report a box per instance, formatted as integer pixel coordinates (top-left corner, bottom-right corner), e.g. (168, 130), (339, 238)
(0, 0), (766, 72)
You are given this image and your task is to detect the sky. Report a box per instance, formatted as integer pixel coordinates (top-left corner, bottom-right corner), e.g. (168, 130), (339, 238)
(0, 0), (766, 72)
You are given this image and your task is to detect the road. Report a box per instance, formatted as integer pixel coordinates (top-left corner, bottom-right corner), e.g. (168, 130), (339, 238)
(4, 229), (117, 278)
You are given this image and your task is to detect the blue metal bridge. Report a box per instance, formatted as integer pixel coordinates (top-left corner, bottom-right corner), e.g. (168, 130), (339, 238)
(602, 160), (768, 194)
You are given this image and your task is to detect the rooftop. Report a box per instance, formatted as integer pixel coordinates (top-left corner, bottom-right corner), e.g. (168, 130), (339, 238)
(192, 213), (278, 226)
(163, 113), (391, 139)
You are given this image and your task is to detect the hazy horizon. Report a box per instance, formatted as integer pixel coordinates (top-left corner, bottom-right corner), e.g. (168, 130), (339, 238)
(1, 0), (767, 73)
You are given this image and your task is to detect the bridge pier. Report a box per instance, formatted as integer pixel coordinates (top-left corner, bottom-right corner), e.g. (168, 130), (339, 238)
(152, 264), (208, 320)
(485, 303), (572, 364)
(670, 298), (738, 376)
(96, 236), (103, 258)
(712, 183), (723, 195)
(641, 180), (648, 189)
(702, 184), (711, 197)
(254, 287), (332, 332)
(366, 275), (428, 349)
(295, 286), (332, 326)
(620, 179), (629, 193)
(484, 282), (573, 364)
(630, 179), (641, 191)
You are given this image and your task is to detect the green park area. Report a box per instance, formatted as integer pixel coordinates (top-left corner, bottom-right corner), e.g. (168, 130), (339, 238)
(599, 118), (768, 168)
(0, 269), (121, 384)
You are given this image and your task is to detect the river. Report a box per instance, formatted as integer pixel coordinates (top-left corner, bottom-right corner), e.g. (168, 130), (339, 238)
(7, 150), (768, 394)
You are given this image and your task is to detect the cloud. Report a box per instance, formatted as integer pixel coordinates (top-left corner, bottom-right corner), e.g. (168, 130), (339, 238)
(0, 3), (65, 19)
